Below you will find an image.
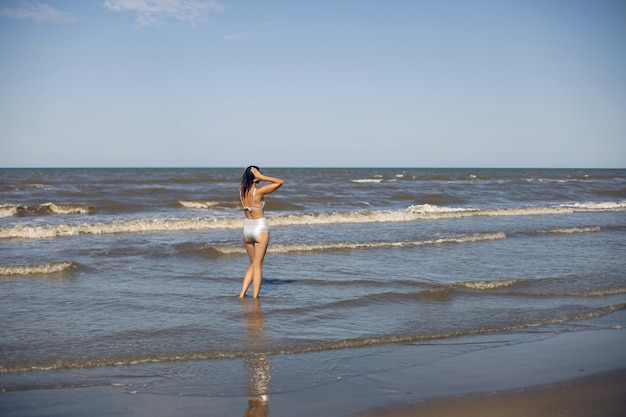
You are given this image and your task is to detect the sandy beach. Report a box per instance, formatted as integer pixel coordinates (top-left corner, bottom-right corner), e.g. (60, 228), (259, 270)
(2, 328), (625, 417)
(358, 369), (626, 417)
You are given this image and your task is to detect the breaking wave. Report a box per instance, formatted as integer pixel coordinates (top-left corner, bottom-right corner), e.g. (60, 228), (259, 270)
(0, 203), (96, 217)
(407, 201), (626, 218)
(543, 226), (602, 234)
(0, 261), (76, 276)
(561, 201), (626, 211)
(179, 200), (220, 209)
(2, 201), (624, 239)
(0, 204), (19, 218)
(0, 218), (242, 239)
(521, 287), (626, 298)
(458, 279), (522, 290)
(213, 232), (506, 255)
(351, 178), (384, 183)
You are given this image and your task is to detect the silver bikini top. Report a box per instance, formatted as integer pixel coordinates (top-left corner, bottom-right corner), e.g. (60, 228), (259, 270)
(240, 188), (265, 212)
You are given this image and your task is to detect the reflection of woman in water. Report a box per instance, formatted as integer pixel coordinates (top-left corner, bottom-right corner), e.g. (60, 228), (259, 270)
(238, 166), (284, 298)
(243, 299), (271, 417)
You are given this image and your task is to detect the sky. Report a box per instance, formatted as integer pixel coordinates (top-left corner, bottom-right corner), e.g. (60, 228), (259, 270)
(0, 0), (625, 168)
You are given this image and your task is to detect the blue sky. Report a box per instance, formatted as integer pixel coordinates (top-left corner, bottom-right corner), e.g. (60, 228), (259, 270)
(1, 1), (624, 168)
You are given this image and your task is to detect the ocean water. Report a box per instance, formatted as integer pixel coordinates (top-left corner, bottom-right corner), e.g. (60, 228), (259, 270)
(1, 168), (625, 398)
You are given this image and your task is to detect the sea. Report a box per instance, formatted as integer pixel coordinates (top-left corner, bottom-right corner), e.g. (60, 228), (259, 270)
(1, 168), (625, 403)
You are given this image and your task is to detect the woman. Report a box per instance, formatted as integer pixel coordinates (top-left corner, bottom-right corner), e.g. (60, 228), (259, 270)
(238, 166), (284, 298)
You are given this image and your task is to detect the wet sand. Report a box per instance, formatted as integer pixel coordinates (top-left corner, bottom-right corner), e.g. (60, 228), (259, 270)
(357, 368), (626, 417)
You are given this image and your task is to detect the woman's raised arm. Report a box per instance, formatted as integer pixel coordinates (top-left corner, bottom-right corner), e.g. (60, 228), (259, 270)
(253, 168), (284, 196)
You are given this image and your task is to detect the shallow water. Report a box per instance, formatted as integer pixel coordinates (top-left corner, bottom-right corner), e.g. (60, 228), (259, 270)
(1, 168), (625, 393)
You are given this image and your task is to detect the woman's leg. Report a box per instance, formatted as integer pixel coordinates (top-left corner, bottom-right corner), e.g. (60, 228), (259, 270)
(251, 231), (269, 298)
(239, 231), (270, 298)
(239, 239), (256, 297)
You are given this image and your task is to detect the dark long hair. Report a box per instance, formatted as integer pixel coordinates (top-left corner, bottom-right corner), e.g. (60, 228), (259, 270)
(240, 165), (261, 197)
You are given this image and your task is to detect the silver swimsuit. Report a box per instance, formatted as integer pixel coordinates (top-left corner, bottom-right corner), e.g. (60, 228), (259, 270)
(242, 217), (269, 243)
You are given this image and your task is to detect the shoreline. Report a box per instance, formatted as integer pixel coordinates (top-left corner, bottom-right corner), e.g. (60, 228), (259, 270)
(1, 328), (625, 417)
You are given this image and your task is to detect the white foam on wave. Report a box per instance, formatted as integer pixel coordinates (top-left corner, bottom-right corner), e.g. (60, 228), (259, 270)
(407, 204), (475, 215)
(2, 200), (623, 240)
(561, 201), (626, 211)
(0, 261), (75, 276)
(565, 287), (626, 297)
(213, 232), (506, 255)
(0, 202), (96, 216)
(351, 179), (384, 183)
(459, 279), (521, 290)
(407, 204), (579, 218)
(25, 183), (55, 190)
(36, 203), (96, 215)
(544, 226), (602, 234)
(0, 218), (242, 239)
(179, 200), (220, 209)
(0, 204), (21, 218)
(533, 287), (626, 298)
(270, 210), (416, 227)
